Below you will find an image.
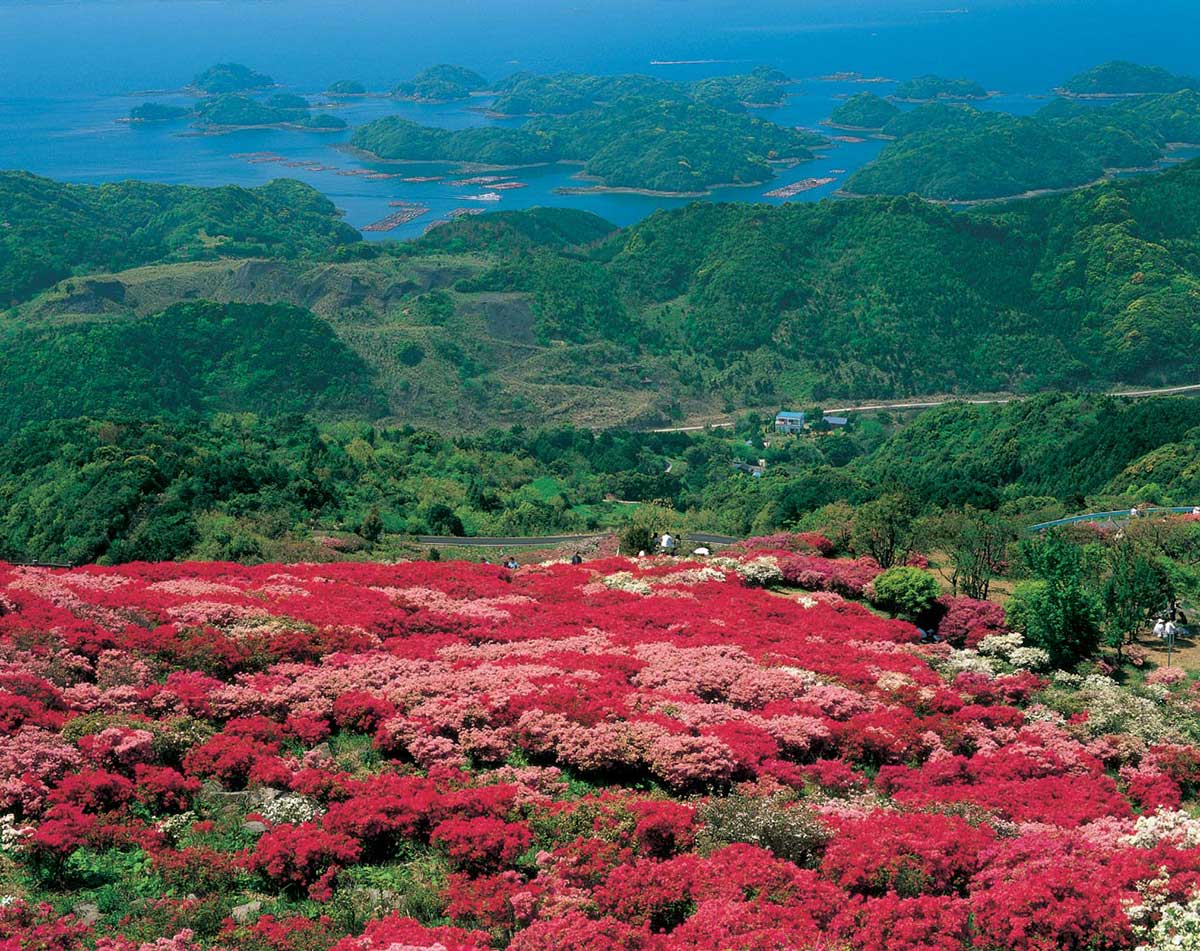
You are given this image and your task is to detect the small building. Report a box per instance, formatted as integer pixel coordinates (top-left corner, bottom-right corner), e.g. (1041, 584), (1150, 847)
(774, 410), (806, 434)
(823, 415), (849, 428)
(734, 459), (767, 478)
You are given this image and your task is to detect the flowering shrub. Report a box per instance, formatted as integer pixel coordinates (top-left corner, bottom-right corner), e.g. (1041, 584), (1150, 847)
(0, 555), (1198, 948)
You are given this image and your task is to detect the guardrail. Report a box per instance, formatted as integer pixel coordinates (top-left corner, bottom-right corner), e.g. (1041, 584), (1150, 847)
(1031, 506), (1200, 532)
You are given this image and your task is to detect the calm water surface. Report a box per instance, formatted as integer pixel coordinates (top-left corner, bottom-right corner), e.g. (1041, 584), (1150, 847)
(2, 0), (1198, 238)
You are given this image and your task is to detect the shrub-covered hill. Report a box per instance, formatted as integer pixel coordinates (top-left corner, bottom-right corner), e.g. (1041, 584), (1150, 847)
(0, 300), (387, 435)
(827, 92), (900, 130)
(1058, 60), (1200, 97)
(2, 551), (1200, 950)
(9, 158), (1200, 432)
(0, 172), (360, 305)
(604, 157), (1200, 391)
(846, 86), (1200, 201)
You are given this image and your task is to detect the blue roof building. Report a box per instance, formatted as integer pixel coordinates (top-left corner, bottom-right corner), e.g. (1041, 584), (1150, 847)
(774, 410), (806, 434)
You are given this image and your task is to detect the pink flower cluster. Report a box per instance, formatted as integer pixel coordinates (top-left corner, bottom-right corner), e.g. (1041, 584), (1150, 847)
(0, 548), (1196, 950)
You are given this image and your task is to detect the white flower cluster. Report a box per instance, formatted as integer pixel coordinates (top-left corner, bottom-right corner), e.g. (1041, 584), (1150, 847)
(1133, 888), (1200, 951)
(1075, 674), (1174, 742)
(261, 792), (322, 825)
(737, 557), (784, 588)
(978, 632), (1050, 670)
(599, 572), (654, 595)
(157, 811), (198, 844)
(0, 814), (31, 853)
(941, 649), (997, 677)
(1124, 810), (1200, 850)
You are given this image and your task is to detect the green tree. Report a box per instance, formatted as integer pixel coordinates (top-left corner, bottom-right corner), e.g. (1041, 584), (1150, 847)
(1008, 533), (1102, 667)
(851, 494), (918, 569)
(359, 508), (384, 543)
(1100, 535), (1173, 660)
(869, 566), (941, 621)
(930, 506), (1015, 600)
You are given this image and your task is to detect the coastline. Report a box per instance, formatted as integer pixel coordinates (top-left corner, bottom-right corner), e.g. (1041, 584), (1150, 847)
(181, 121), (345, 136)
(555, 175), (770, 199)
(334, 144), (554, 173)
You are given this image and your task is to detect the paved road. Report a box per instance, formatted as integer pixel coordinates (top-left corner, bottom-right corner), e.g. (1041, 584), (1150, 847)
(650, 382), (1200, 433)
(1031, 506), (1200, 532)
(414, 531), (737, 548)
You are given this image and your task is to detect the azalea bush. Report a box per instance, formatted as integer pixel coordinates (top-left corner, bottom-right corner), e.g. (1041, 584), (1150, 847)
(0, 545), (1198, 949)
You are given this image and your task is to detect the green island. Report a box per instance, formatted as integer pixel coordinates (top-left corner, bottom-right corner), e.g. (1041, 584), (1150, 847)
(845, 81), (1200, 201)
(326, 79), (367, 95)
(391, 64), (488, 102)
(194, 92), (347, 131)
(1058, 59), (1200, 97)
(127, 102), (191, 123)
(827, 91), (900, 130)
(487, 67), (791, 118)
(189, 61), (274, 95)
(892, 74), (990, 101)
(352, 72), (822, 194)
(686, 65), (794, 108)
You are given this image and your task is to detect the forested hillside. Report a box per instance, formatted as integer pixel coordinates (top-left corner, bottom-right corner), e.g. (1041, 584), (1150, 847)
(0, 172), (360, 305)
(6, 161), (1200, 434)
(845, 88), (1200, 201)
(5, 392), (1200, 564)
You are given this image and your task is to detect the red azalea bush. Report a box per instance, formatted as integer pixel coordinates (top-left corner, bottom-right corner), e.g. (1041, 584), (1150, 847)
(0, 553), (1197, 949)
(247, 822), (361, 899)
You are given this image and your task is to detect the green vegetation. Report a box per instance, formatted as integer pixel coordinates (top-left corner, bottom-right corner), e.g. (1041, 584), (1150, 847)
(392, 64), (488, 101)
(489, 72), (676, 116)
(349, 117), (555, 166)
(827, 92), (899, 130)
(128, 103), (190, 123)
(190, 62), (274, 95)
(843, 61), (1200, 201)
(327, 80), (367, 95)
(846, 88), (1200, 200)
(689, 66), (794, 108)
(193, 93), (346, 130)
(0, 301), (388, 435)
(352, 93), (821, 193)
(892, 74), (989, 101)
(1058, 60), (1200, 97)
(868, 566), (941, 620)
(12, 156), (1200, 433)
(0, 172), (359, 305)
(9, 389), (1200, 566)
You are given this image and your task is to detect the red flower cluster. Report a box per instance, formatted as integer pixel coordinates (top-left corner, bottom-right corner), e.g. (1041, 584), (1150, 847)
(0, 550), (1195, 950)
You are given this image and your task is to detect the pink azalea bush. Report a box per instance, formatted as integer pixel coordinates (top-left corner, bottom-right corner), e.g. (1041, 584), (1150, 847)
(0, 545), (1196, 949)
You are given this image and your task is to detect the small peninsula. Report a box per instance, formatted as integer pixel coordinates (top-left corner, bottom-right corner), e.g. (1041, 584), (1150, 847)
(893, 74), (990, 102)
(827, 92), (900, 130)
(392, 64), (488, 102)
(1057, 60), (1200, 98)
(189, 62), (274, 95)
(844, 80), (1200, 202)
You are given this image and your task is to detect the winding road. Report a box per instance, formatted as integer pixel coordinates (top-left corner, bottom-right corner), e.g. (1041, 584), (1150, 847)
(650, 382), (1200, 434)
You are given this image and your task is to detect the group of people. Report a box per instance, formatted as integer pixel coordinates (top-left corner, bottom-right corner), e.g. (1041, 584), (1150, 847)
(1153, 617), (1182, 642)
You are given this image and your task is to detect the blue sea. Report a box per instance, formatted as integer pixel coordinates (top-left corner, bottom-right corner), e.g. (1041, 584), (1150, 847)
(2, 0), (1199, 239)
